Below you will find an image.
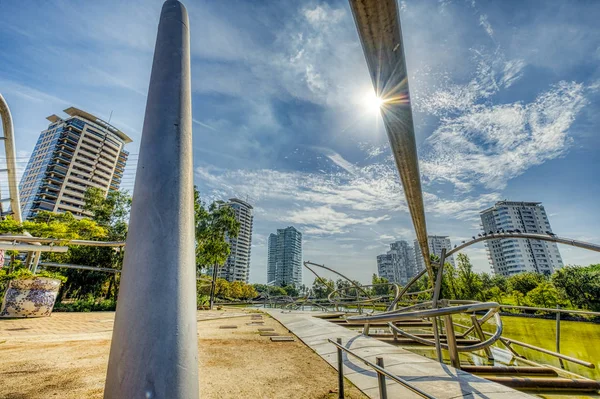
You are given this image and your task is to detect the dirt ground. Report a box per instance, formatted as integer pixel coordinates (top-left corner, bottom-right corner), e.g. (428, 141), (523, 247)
(0, 310), (366, 399)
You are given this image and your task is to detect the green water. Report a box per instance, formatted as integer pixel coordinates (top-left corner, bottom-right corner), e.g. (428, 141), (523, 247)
(488, 315), (600, 381)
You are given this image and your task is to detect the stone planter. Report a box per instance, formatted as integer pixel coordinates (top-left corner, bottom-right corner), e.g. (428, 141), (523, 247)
(0, 277), (62, 318)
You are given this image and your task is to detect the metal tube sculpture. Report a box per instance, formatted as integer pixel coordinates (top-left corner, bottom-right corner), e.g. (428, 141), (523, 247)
(0, 93), (22, 223)
(104, 1), (198, 398)
(349, 0), (432, 279)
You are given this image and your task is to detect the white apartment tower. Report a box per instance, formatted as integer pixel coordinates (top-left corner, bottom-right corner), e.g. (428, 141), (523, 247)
(480, 201), (563, 276)
(414, 235), (455, 272)
(219, 198), (254, 283)
(19, 107), (131, 219)
(377, 240), (417, 286)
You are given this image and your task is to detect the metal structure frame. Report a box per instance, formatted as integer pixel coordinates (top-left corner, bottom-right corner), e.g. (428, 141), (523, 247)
(0, 93), (22, 223)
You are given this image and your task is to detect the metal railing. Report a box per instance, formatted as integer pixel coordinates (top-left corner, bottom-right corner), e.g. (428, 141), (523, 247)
(329, 338), (435, 399)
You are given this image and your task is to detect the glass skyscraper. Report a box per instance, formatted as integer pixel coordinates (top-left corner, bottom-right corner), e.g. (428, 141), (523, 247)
(267, 226), (302, 287)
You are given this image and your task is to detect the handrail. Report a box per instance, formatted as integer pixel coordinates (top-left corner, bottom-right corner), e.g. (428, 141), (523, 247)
(329, 338), (435, 399)
(500, 305), (600, 317)
(41, 262), (119, 273)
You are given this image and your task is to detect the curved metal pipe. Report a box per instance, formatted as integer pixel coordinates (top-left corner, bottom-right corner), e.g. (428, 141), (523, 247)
(304, 261), (372, 299)
(390, 312), (504, 353)
(347, 300), (500, 323)
(446, 232), (600, 258)
(349, 0), (432, 280)
(0, 93), (22, 222)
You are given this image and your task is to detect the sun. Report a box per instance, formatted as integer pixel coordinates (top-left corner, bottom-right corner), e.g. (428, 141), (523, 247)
(364, 90), (384, 113)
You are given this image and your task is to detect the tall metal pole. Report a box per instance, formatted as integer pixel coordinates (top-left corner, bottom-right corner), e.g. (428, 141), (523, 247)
(349, 0), (432, 280)
(104, 1), (198, 398)
(0, 94), (23, 223)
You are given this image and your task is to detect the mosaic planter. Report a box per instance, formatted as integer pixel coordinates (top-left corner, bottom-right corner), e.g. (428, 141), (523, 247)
(0, 277), (61, 318)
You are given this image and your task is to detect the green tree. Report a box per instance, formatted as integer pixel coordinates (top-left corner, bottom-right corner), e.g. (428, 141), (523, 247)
(311, 277), (334, 299)
(282, 284), (299, 297)
(552, 265), (600, 311)
(371, 274), (391, 296)
(58, 188), (132, 300)
(525, 282), (561, 308)
(0, 216), (24, 234)
(455, 253), (482, 300)
(507, 272), (546, 295)
(194, 187), (240, 271)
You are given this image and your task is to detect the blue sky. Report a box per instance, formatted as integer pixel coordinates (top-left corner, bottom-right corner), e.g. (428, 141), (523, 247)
(1, 0), (599, 285)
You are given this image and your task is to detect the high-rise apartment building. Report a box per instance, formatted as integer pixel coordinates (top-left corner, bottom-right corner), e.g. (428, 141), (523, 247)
(414, 235), (455, 271)
(267, 226), (302, 287)
(480, 201), (563, 276)
(377, 240), (417, 285)
(219, 198), (254, 283)
(19, 108), (131, 219)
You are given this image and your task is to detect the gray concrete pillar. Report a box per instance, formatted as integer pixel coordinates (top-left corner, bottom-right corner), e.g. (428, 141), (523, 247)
(104, 1), (198, 398)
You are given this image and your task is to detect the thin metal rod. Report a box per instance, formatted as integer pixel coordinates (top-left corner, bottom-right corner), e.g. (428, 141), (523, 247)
(337, 338), (345, 399)
(444, 315), (460, 368)
(0, 243), (68, 252)
(500, 304), (600, 317)
(40, 262), (120, 273)
(328, 339), (435, 399)
(471, 314), (494, 361)
(304, 261), (372, 299)
(376, 357), (388, 399)
(0, 235), (126, 247)
(556, 305), (564, 369)
(209, 263), (218, 310)
(104, 1), (198, 398)
(432, 249), (446, 362)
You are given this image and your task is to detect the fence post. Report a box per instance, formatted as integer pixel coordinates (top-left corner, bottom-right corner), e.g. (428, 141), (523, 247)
(444, 314), (461, 368)
(337, 338), (345, 399)
(556, 305), (564, 369)
(376, 357), (388, 399)
(470, 314), (494, 361)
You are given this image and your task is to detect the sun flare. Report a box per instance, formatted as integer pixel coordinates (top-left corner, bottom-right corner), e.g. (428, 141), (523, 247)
(365, 91), (384, 113)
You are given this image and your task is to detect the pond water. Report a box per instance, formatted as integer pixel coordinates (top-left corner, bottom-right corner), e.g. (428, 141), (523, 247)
(488, 315), (600, 381)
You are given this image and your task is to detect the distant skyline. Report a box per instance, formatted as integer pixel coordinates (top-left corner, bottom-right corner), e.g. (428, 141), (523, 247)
(1, 0), (599, 285)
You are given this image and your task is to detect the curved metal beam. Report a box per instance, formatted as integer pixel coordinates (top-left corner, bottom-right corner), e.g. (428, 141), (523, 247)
(304, 261), (372, 299)
(446, 232), (600, 258)
(349, 0), (431, 280)
(0, 93), (22, 222)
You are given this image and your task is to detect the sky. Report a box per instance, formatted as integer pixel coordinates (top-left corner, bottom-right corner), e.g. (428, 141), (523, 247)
(1, 0), (599, 285)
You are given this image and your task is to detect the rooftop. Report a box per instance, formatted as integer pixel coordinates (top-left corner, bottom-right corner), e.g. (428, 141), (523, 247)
(46, 107), (133, 144)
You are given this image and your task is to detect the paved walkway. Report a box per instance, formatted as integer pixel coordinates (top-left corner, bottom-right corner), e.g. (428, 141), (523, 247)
(266, 309), (533, 399)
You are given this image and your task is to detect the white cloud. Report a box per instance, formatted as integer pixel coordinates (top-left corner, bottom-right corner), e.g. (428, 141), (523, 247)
(285, 205), (390, 235)
(479, 14), (494, 38)
(421, 81), (588, 191)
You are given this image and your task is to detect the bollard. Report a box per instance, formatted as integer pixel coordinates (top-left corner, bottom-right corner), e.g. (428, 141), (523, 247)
(336, 338), (345, 399)
(376, 357), (388, 399)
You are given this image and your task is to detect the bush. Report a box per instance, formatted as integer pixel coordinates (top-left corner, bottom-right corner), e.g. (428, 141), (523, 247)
(54, 297), (116, 312)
